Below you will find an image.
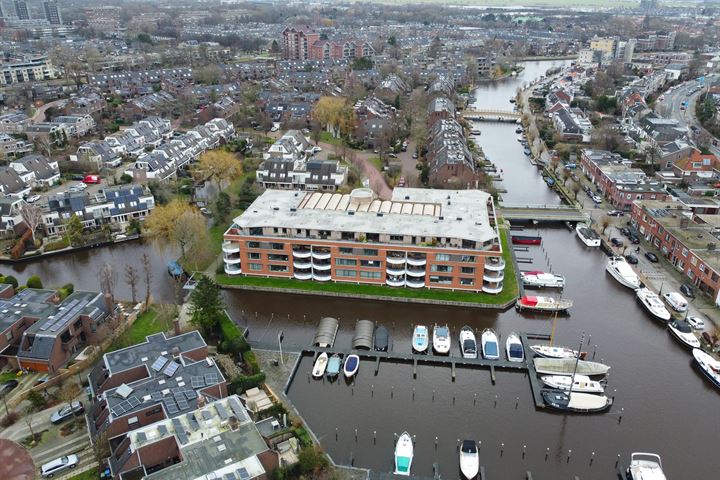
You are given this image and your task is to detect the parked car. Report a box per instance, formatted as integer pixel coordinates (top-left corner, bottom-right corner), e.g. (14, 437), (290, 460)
(311, 146), (322, 153)
(607, 210), (624, 217)
(70, 174), (85, 181)
(388, 153), (398, 158)
(41, 455), (79, 478)
(624, 254), (639, 264)
(83, 174), (101, 184)
(50, 401), (84, 424)
(680, 283), (695, 299)
(610, 238), (623, 247)
(0, 379), (18, 397)
(591, 194), (603, 204)
(26, 195), (41, 203)
(687, 316), (706, 330)
(663, 292), (688, 312)
(412, 152), (418, 159)
(620, 227), (631, 237)
(199, 207), (212, 216)
(629, 234), (640, 244)
(644, 252), (659, 263)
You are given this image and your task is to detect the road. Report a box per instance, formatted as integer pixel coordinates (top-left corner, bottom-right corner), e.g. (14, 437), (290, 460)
(316, 140), (392, 199)
(31, 99), (67, 123)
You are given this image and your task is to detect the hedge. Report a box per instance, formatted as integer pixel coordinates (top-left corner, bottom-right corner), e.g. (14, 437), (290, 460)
(218, 313), (249, 353)
(244, 351), (260, 375)
(44, 238), (69, 252)
(229, 373), (266, 394)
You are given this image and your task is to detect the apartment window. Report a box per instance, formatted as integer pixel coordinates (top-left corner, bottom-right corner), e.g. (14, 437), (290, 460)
(461, 267), (475, 274)
(460, 255), (476, 263)
(270, 265), (288, 272)
(429, 275), (453, 284)
(460, 278), (474, 285)
(249, 263), (262, 271)
(336, 269), (356, 278)
(248, 252), (261, 260)
(336, 258), (357, 266)
(271, 243), (285, 250)
(4, 331), (12, 341)
(268, 254), (289, 262)
(435, 254), (450, 262)
(339, 247), (353, 255)
(362, 248), (378, 256)
(390, 235), (404, 241)
(690, 256), (697, 266)
(360, 260), (381, 268)
(431, 265), (453, 273)
(687, 270), (695, 280)
(247, 241), (260, 248)
(681, 248), (688, 257)
(359, 271), (381, 279)
(700, 263), (705, 272)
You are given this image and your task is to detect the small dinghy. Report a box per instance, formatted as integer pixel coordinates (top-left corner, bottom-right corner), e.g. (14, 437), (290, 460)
(506, 332), (524, 362)
(540, 374), (605, 393)
(312, 352), (328, 378)
(326, 353), (342, 378)
(394, 431), (414, 476)
(343, 354), (359, 378)
(459, 439), (479, 479)
(412, 325), (429, 353)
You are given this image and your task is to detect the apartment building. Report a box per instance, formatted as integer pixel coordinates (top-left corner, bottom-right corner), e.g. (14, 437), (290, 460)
(281, 25), (320, 60)
(222, 188), (505, 294)
(0, 56), (59, 86)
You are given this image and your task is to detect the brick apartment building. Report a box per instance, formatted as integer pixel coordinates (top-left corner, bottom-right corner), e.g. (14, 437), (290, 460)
(630, 199), (720, 304)
(281, 25), (374, 61)
(223, 188), (505, 294)
(281, 25), (320, 60)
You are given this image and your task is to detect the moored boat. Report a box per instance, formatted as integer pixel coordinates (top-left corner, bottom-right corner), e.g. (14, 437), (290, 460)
(374, 325), (389, 351)
(635, 288), (671, 322)
(343, 354), (360, 378)
(394, 432), (414, 476)
(627, 453), (667, 480)
(575, 224), (601, 247)
(511, 234), (542, 245)
(459, 326), (477, 359)
(529, 344), (583, 359)
(459, 440), (479, 479)
(481, 328), (499, 360)
(540, 374), (605, 393)
(533, 357), (610, 376)
(667, 319), (700, 349)
(516, 296), (573, 313)
(432, 324), (451, 355)
(693, 348), (720, 389)
(541, 389), (612, 413)
(312, 352), (328, 378)
(605, 256), (640, 289)
(506, 332), (524, 362)
(470, 128), (481, 135)
(520, 271), (565, 289)
(326, 353), (342, 378)
(412, 325), (429, 354)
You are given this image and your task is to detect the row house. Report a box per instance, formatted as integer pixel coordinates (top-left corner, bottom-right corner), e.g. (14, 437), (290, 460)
(126, 91), (176, 119)
(0, 167), (31, 198)
(638, 113), (687, 147)
(427, 117), (479, 188)
(671, 150), (720, 183)
(67, 91), (107, 115)
(552, 106), (592, 142)
(0, 112), (31, 134)
(354, 96), (398, 148)
(0, 133), (32, 157)
(9, 154), (60, 188)
(308, 38), (375, 61)
(87, 69), (193, 94)
(50, 114), (96, 138)
(658, 139), (694, 170)
(0, 197), (24, 237)
(24, 122), (68, 145)
(374, 74), (411, 103)
(73, 141), (122, 169)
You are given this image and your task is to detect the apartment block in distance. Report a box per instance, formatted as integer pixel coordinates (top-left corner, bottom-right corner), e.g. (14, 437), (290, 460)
(223, 188), (505, 294)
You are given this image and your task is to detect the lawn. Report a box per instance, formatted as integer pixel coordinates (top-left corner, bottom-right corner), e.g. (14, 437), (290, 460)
(368, 156), (384, 171)
(320, 131), (344, 147)
(217, 229), (518, 306)
(66, 468), (99, 480)
(0, 371), (17, 383)
(108, 309), (169, 352)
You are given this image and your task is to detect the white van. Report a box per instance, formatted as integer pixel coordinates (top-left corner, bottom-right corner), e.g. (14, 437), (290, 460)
(663, 292), (688, 312)
(41, 455), (79, 478)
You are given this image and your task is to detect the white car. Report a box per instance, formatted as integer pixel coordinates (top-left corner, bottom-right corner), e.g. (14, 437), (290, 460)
(663, 291), (688, 312)
(41, 455), (79, 478)
(687, 316), (706, 330)
(26, 195), (41, 203)
(591, 194), (602, 204)
(311, 146), (322, 153)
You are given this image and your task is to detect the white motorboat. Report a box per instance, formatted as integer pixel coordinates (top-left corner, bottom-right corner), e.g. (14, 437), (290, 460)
(520, 271), (565, 289)
(667, 319), (700, 349)
(311, 352), (328, 378)
(540, 374), (605, 393)
(412, 325), (429, 353)
(481, 328), (499, 360)
(605, 256), (640, 289)
(529, 344), (582, 359)
(533, 358), (610, 376)
(636, 288), (672, 322)
(541, 390), (612, 413)
(575, 223), (601, 247)
(516, 296), (573, 312)
(693, 348), (720, 390)
(627, 453), (667, 480)
(394, 431), (414, 476)
(459, 326), (477, 359)
(432, 325), (451, 355)
(470, 128), (481, 135)
(505, 332), (524, 362)
(343, 354), (360, 378)
(459, 440), (479, 479)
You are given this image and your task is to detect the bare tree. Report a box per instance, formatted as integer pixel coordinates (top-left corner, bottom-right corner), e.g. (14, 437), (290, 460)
(97, 262), (118, 305)
(141, 253), (153, 311)
(124, 265), (139, 304)
(58, 380), (81, 411)
(24, 407), (35, 445)
(19, 203), (43, 244)
(600, 215), (611, 235)
(571, 181), (581, 200)
(33, 136), (52, 157)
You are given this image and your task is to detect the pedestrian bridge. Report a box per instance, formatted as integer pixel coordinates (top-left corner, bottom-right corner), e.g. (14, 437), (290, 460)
(499, 204), (589, 223)
(462, 109), (521, 122)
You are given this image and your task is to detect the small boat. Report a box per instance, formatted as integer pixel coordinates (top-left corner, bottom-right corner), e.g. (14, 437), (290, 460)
(635, 288), (671, 322)
(167, 260), (183, 277)
(374, 325), (389, 351)
(530, 344), (583, 359)
(459, 326), (477, 359)
(509, 98), (516, 103)
(470, 128), (481, 135)
(326, 354), (342, 378)
(575, 223), (600, 247)
(343, 354), (360, 378)
(515, 127), (523, 134)
(516, 296), (573, 313)
(627, 453), (667, 480)
(541, 389), (612, 413)
(534, 358), (610, 376)
(605, 256), (640, 289)
(523, 148), (531, 156)
(506, 332), (524, 362)
(481, 328), (499, 360)
(312, 352), (328, 378)
(433, 324), (451, 355)
(459, 439), (479, 479)
(511, 234), (542, 245)
(540, 374), (605, 393)
(412, 325), (429, 353)
(394, 431), (414, 476)
(520, 271), (565, 289)
(667, 319), (700, 349)
(544, 177), (555, 187)
(693, 348), (720, 389)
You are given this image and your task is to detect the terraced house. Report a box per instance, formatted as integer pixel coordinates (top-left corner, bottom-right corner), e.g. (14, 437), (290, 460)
(223, 188), (504, 293)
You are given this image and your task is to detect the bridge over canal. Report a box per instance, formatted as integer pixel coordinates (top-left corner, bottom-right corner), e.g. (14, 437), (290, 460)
(462, 109), (521, 122)
(499, 204), (589, 223)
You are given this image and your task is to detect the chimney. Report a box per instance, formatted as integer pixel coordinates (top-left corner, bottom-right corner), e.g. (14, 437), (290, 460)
(103, 293), (114, 315)
(171, 346), (180, 358)
(173, 318), (181, 336)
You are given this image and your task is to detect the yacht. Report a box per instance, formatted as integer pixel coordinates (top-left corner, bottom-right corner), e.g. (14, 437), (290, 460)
(529, 344), (581, 359)
(635, 288), (672, 322)
(540, 374), (605, 393)
(412, 325), (429, 354)
(394, 432), (414, 476)
(605, 256), (640, 289)
(432, 325), (451, 355)
(520, 271), (565, 289)
(505, 332), (524, 362)
(667, 319), (700, 349)
(459, 440), (479, 479)
(534, 358), (610, 376)
(541, 390), (612, 413)
(693, 348), (720, 390)
(459, 326), (478, 359)
(516, 296), (573, 313)
(481, 329), (500, 360)
(575, 223), (601, 247)
(627, 453), (667, 480)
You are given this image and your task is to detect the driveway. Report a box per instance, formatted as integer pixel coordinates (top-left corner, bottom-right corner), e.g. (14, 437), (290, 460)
(397, 141), (419, 187)
(32, 99), (67, 123)
(317, 141), (392, 199)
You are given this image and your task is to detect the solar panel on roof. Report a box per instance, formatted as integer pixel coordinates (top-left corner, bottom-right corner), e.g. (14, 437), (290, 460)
(163, 361), (180, 377)
(177, 398), (189, 410)
(150, 355), (168, 372)
(236, 467), (250, 480)
(190, 376), (205, 389)
(215, 403), (229, 420)
(150, 392), (163, 401)
(228, 396), (246, 419)
(164, 399), (178, 415)
(177, 429), (189, 445)
(184, 389), (197, 400)
(112, 404), (126, 416)
(186, 413), (199, 431)
(225, 474), (236, 480)
(127, 396), (140, 408)
(204, 373), (218, 385)
(201, 409), (212, 421)
(136, 431), (146, 442)
(158, 424), (168, 435)
(171, 417), (183, 430)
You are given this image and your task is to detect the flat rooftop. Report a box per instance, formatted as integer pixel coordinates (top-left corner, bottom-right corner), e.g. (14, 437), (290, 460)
(232, 188), (498, 246)
(103, 331), (206, 375)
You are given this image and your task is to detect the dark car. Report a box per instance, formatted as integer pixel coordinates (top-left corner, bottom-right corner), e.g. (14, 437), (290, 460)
(629, 234), (640, 244)
(620, 227), (631, 237)
(0, 379), (18, 396)
(645, 252), (659, 263)
(610, 238), (623, 247)
(680, 284), (695, 299)
(624, 254), (639, 264)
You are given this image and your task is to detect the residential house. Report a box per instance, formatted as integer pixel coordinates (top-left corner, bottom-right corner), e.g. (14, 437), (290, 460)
(256, 158), (346, 192)
(374, 74), (410, 103)
(427, 118), (479, 188)
(0, 167), (31, 198)
(552, 106), (592, 142)
(50, 114), (96, 137)
(672, 150), (720, 182)
(0, 133), (32, 157)
(0, 197), (24, 237)
(68, 91), (107, 115)
(9, 154), (60, 188)
(24, 122), (67, 145)
(0, 112), (31, 134)
(427, 96), (456, 127)
(74, 141), (122, 168)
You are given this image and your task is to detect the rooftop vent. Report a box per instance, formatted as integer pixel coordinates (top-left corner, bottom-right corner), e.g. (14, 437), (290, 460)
(290, 208), (297, 212)
(439, 216), (444, 220)
(456, 217), (462, 221)
(348, 211), (354, 215)
(273, 207), (279, 211)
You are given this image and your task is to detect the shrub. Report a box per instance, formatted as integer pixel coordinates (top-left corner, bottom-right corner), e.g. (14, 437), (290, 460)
(62, 283), (74, 294)
(218, 314), (249, 353)
(26, 275), (43, 289)
(44, 238), (69, 252)
(243, 351), (260, 375)
(27, 390), (46, 410)
(228, 373), (266, 394)
(0, 411), (19, 427)
(2, 275), (18, 288)
(120, 173), (133, 184)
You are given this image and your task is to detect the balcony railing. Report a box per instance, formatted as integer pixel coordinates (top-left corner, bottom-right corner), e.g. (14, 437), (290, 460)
(386, 277), (405, 287)
(294, 271), (312, 280)
(292, 248), (311, 258)
(224, 253), (241, 264)
(293, 260), (311, 269)
(312, 262), (331, 271)
(407, 256), (427, 267)
(386, 265), (406, 276)
(484, 258), (505, 272)
(224, 264), (242, 275)
(406, 278), (426, 288)
(483, 272), (504, 282)
(312, 250), (331, 260)
(482, 282), (503, 294)
(313, 272), (331, 282)
(405, 268), (426, 278)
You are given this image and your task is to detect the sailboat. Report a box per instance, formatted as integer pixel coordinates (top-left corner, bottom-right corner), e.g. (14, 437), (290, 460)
(394, 432), (414, 476)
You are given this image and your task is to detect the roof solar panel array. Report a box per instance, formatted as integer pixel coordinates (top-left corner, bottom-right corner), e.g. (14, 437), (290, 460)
(163, 361), (180, 377)
(150, 355), (168, 372)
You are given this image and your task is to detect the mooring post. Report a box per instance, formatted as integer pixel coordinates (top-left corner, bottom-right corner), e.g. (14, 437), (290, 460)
(413, 358), (417, 378)
(490, 365), (496, 384)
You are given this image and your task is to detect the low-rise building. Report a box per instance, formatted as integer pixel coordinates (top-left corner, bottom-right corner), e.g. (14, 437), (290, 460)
(0, 197), (24, 236)
(427, 118), (478, 188)
(9, 154), (60, 188)
(0, 167), (31, 198)
(0, 133), (33, 157)
(51, 114), (96, 137)
(0, 112), (31, 134)
(0, 56), (59, 86)
(671, 150), (719, 182)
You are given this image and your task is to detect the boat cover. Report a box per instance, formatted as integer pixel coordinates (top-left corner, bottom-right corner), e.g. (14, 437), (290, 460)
(352, 320), (374, 350)
(312, 317), (339, 347)
(521, 296), (538, 306)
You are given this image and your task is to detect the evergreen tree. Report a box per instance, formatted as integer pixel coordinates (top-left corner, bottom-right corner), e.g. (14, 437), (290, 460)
(189, 275), (224, 335)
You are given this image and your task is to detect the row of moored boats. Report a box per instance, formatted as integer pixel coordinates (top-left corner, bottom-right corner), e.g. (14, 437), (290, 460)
(413, 324), (524, 362)
(312, 352), (360, 380)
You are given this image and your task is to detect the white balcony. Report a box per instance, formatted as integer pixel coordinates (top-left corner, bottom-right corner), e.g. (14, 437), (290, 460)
(312, 262), (332, 271)
(313, 272), (331, 282)
(312, 250), (331, 260)
(406, 278), (426, 288)
(405, 268), (426, 278)
(224, 264), (242, 275)
(484, 259), (505, 272)
(223, 254), (241, 265)
(222, 241), (239, 254)
(386, 256), (406, 265)
(386, 277), (405, 287)
(293, 259), (311, 268)
(386, 266), (406, 276)
(294, 271), (312, 280)
(483, 272), (504, 283)
(292, 249), (312, 259)
(407, 257), (426, 267)
(482, 283), (503, 294)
